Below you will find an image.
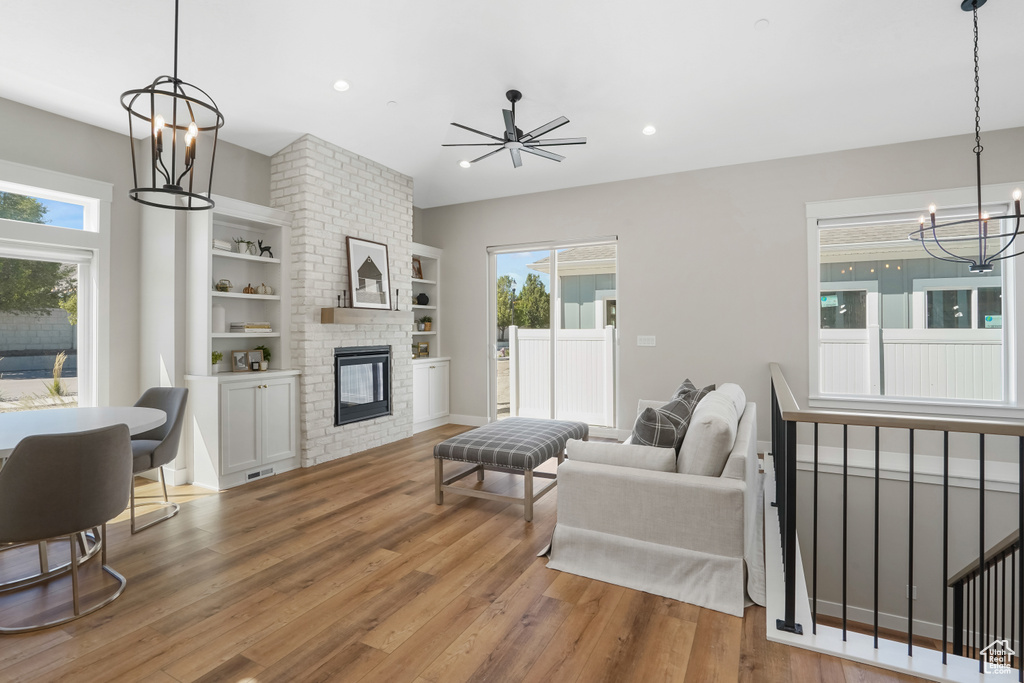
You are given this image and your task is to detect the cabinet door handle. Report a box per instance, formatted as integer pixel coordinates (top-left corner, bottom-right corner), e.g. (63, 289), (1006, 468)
(429, 365), (436, 369)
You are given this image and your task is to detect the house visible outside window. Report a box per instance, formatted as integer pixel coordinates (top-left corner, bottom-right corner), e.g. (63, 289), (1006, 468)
(0, 161), (111, 411)
(807, 184), (1018, 408)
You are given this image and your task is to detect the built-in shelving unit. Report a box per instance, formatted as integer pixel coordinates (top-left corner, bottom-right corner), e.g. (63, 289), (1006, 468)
(186, 196), (293, 375)
(412, 243), (442, 358)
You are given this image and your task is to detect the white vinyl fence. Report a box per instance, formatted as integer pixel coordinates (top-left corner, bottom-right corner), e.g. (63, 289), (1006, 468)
(508, 326), (615, 427)
(820, 328), (1002, 400)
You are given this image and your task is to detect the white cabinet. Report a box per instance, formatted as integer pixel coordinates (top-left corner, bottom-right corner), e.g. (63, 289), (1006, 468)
(186, 370), (300, 489)
(413, 358), (449, 433)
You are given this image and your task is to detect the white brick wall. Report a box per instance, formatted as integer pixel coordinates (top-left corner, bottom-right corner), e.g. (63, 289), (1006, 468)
(270, 135), (415, 467)
(0, 309), (76, 352)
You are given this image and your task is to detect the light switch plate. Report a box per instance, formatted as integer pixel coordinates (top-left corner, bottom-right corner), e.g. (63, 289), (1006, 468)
(637, 335), (656, 347)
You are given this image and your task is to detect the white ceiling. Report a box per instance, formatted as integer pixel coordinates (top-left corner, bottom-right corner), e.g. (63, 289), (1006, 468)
(2, 1), (1024, 208)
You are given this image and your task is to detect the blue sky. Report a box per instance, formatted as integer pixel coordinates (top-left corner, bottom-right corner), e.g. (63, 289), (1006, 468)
(37, 197), (84, 230)
(496, 250), (550, 291)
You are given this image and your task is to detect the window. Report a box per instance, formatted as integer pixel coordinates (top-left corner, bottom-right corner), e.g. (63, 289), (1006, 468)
(0, 160), (111, 409)
(808, 184), (1019, 408)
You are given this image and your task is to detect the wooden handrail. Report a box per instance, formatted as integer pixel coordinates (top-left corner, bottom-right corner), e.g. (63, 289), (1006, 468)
(769, 362), (1024, 438)
(947, 530), (1020, 587)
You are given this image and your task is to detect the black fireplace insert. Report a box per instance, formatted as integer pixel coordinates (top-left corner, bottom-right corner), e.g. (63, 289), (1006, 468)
(334, 345), (391, 426)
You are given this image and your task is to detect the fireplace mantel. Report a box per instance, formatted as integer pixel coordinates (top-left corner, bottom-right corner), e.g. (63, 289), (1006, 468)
(320, 308), (413, 324)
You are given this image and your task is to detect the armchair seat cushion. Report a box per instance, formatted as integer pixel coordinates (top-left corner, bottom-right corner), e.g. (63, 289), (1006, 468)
(131, 440), (161, 473)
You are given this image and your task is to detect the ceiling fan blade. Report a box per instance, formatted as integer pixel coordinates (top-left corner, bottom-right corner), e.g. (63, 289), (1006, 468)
(450, 122), (504, 141)
(442, 143), (503, 147)
(471, 147), (505, 163)
(524, 137), (587, 147)
(503, 109), (517, 140)
(520, 116), (569, 142)
(520, 146), (565, 162)
(510, 147), (523, 168)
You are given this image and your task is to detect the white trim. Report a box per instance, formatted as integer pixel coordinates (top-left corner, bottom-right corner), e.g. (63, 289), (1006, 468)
(448, 413), (489, 427)
(413, 415), (451, 434)
(794, 444), (1020, 493)
(0, 160), (112, 407)
(808, 182), (1021, 414)
(486, 235), (618, 254)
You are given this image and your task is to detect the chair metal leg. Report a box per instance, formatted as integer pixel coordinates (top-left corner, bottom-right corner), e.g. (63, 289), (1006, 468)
(69, 536), (80, 617)
(0, 527), (128, 634)
(130, 468), (181, 534)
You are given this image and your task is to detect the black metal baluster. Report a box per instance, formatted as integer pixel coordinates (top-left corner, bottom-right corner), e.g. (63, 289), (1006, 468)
(874, 425), (880, 650)
(943, 431), (950, 663)
(1003, 554), (1007, 646)
(776, 418), (802, 635)
(1018, 436), (1022, 681)
(1011, 550), (1016, 669)
(813, 422), (819, 635)
(908, 428), (915, 656)
(843, 423), (848, 641)
(969, 579), (974, 658)
(954, 580), (964, 657)
(980, 433), (986, 673)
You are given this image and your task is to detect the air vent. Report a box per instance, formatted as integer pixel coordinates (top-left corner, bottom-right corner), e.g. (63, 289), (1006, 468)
(246, 467), (275, 481)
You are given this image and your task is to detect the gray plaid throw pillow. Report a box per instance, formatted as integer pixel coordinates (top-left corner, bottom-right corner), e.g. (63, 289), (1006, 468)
(658, 389), (709, 451)
(631, 407), (684, 449)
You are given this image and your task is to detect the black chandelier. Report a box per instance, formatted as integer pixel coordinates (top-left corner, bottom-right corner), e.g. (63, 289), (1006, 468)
(120, 0), (224, 211)
(909, 0), (1022, 273)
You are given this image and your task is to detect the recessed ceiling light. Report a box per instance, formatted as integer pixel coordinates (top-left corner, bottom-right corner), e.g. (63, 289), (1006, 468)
(754, 18), (770, 31)
(386, 100), (398, 108)
(459, 160), (471, 169)
(332, 80), (350, 92)
(642, 125), (656, 136)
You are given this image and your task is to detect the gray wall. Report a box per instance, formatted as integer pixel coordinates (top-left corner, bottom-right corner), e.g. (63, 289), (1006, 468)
(418, 126), (1024, 435)
(0, 96), (270, 406)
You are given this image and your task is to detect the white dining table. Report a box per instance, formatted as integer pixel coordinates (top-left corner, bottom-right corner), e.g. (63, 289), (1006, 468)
(0, 406), (167, 458)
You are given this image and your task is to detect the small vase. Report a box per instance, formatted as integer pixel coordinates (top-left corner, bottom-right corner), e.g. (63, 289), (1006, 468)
(417, 323), (425, 331)
(212, 364), (219, 375)
(260, 360), (269, 371)
(424, 322), (432, 331)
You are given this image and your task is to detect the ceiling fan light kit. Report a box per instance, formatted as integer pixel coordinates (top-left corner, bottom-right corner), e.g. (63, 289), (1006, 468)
(443, 89), (587, 168)
(120, 0), (224, 211)
(909, 0), (1022, 272)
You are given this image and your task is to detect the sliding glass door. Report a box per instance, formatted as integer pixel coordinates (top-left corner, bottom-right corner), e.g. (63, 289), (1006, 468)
(489, 241), (617, 428)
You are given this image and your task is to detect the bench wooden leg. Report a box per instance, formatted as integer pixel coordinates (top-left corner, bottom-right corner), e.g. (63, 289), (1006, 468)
(557, 452), (564, 465)
(524, 469), (534, 522)
(477, 465), (485, 482)
(434, 459), (443, 505)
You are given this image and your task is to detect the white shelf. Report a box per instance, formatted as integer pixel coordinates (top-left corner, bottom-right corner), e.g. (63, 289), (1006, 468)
(213, 250), (281, 264)
(212, 332), (281, 339)
(412, 304), (436, 310)
(213, 291), (281, 301)
(412, 278), (437, 285)
(413, 330), (437, 336)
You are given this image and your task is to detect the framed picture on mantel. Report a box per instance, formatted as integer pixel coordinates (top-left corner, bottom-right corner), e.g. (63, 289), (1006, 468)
(347, 237), (392, 310)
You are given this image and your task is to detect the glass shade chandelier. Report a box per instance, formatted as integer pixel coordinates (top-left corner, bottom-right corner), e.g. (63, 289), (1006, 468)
(120, 0), (224, 211)
(909, 0), (1022, 273)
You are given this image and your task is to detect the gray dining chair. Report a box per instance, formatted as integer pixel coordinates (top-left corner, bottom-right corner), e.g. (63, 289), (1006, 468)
(0, 424), (132, 633)
(130, 387), (188, 534)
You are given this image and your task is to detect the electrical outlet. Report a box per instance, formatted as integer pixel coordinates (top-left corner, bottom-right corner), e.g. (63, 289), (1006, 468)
(637, 335), (656, 347)
(906, 585), (917, 600)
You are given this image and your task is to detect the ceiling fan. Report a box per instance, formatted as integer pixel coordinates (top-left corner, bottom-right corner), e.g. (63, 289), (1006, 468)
(443, 90), (587, 168)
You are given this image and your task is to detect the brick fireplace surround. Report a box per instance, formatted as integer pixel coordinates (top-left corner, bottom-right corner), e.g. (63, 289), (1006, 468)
(271, 135), (415, 467)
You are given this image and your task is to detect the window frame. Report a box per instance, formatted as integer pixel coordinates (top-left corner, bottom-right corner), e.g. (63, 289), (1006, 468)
(0, 159), (112, 407)
(806, 182), (1021, 417)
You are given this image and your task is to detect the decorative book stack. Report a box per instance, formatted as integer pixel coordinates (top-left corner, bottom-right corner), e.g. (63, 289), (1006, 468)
(212, 238), (233, 252)
(230, 322), (273, 334)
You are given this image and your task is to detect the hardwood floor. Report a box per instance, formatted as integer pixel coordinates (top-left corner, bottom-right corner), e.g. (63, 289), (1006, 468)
(0, 424), (927, 682)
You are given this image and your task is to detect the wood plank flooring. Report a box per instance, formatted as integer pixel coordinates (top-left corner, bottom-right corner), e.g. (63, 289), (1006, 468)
(0, 424), (928, 682)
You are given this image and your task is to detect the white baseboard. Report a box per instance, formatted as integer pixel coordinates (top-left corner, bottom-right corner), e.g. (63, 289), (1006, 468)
(812, 598), (945, 641)
(448, 414), (488, 427)
(413, 416), (451, 434)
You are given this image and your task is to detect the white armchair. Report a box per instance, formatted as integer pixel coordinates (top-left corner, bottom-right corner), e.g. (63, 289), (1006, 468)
(547, 398), (765, 617)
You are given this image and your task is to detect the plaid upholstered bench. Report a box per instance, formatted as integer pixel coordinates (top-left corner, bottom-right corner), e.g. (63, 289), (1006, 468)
(433, 417), (589, 522)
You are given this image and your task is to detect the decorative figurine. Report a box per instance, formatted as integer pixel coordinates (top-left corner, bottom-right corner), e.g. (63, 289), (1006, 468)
(258, 240), (274, 258)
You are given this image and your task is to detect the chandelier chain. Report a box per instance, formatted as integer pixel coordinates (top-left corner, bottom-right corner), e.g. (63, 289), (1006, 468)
(973, 7), (982, 155)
